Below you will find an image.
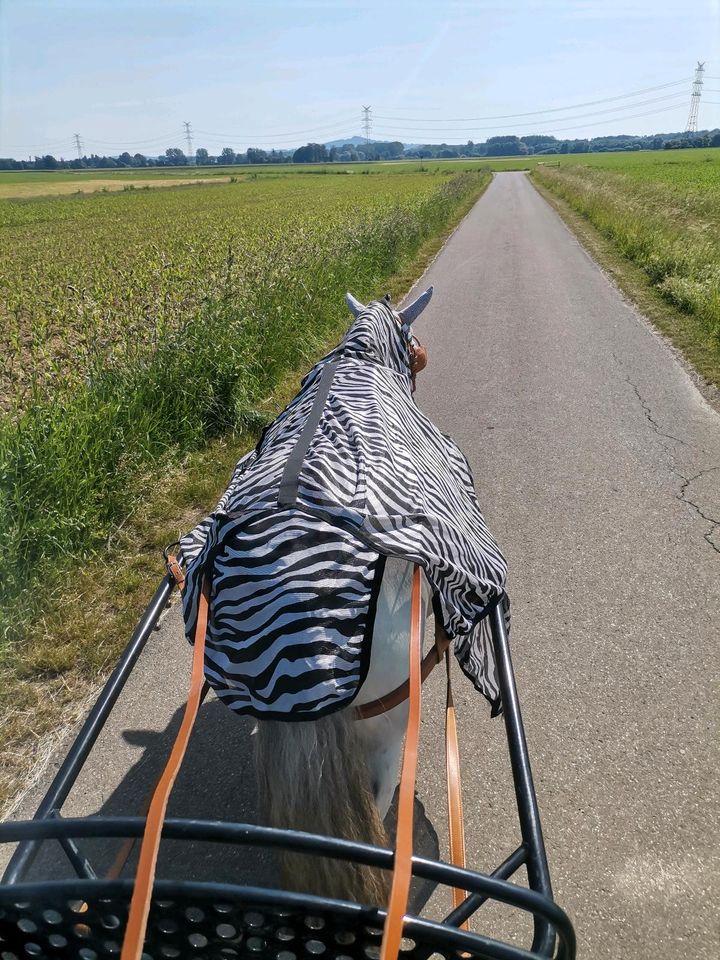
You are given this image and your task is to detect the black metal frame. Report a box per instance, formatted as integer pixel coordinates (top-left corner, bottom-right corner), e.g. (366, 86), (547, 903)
(1, 576), (575, 959)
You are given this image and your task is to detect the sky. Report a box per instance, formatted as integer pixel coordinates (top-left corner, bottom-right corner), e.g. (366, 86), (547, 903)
(0, 0), (718, 158)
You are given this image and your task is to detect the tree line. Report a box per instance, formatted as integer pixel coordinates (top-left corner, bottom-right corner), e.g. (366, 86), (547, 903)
(405, 130), (720, 159)
(1, 129), (718, 171)
(0, 145), (294, 170)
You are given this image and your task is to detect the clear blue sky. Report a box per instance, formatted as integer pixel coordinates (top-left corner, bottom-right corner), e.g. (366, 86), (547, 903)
(1, 0), (718, 157)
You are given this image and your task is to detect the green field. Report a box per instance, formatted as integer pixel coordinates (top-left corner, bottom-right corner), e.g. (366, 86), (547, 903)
(2, 146), (718, 194)
(531, 148), (720, 385)
(0, 165), (491, 648)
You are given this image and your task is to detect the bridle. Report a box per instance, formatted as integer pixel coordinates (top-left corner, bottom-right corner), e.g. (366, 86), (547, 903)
(387, 301), (426, 392)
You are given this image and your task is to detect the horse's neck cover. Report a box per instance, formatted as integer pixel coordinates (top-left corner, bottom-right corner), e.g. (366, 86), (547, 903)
(181, 301), (509, 719)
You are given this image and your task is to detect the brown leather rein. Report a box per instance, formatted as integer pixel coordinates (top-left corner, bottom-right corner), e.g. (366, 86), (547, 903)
(118, 559), (467, 960)
(354, 618), (451, 719)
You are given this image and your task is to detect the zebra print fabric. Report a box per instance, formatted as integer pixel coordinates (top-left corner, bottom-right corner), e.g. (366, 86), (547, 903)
(181, 300), (509, 718)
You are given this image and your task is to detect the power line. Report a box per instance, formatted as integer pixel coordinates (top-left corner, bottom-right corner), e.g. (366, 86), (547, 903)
(374, 103), (689, 143)
(372, 94), (688, 135)
(194, 115), (357, 141)
(1, 137), (75, 151)
(537, 102), (688, 134)
(373, 77), (692, 122)
(81, 132), (180, 147)
(4, 71), (715, 159)
(192, 127), (358, 147)
(373, 91), (688, 130)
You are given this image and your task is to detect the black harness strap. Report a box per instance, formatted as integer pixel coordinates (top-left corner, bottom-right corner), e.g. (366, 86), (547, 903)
(277, 358), (340, 507)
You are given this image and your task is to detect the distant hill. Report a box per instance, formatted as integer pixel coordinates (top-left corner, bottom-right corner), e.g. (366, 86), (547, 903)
(323, 136), (377, 148)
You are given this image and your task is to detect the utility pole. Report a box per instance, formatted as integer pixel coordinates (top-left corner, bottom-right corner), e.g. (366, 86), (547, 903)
(361, 105), (372, 145)
(183, 121), (194, 164)
(74, 133), (83, 159)
(685, 61), (705, 133)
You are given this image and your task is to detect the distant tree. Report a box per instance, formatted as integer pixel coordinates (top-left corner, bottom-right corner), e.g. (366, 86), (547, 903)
(710, 132), (720, 147)
(35, 154), (58, 169)
(220, 147), (236, 165)
(133, 153), (148, 166)
(117, 152), (133, 167)
(486, 137), (528, 156)
(165, 147), (187, 165)
(246, 147), (268, 164)
(292, 142), (328, 163)
(521, 135), (558, 148)
(195, 147), (210, 165)
(569, 140), (590, 153)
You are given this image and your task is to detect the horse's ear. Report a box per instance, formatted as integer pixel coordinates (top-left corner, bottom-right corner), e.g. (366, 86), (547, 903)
(398, 286), (433, 325)
(345, 292), (366, 317)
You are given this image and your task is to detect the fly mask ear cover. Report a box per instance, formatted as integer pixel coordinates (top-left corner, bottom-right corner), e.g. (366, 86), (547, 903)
(397, 286), (432, 383)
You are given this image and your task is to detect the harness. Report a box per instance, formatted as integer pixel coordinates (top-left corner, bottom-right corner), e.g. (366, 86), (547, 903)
(120, 561), (469, 960)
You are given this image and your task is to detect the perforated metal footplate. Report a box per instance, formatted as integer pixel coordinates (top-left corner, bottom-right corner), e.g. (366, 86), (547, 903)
(0, 886), (471, 960)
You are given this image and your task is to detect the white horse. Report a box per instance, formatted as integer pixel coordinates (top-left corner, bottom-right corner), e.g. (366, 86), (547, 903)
(255, 293), (432, 904)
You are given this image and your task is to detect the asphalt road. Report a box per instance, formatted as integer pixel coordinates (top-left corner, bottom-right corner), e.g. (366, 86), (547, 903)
(5, 172), (719, 959)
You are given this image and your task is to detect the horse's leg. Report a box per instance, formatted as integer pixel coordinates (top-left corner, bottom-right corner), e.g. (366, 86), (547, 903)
(354, 702), (409, 818)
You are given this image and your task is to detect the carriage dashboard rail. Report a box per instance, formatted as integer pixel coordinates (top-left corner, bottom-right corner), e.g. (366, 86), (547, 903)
(0, 817), (576, 960)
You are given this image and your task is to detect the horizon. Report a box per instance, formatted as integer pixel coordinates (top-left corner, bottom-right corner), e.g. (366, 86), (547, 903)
(19, 125), (718, 163)
(1, 0), (718, 158)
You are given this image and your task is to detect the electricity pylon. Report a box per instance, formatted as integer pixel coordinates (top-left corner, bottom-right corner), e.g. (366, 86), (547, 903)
(685, 62), (705, 133)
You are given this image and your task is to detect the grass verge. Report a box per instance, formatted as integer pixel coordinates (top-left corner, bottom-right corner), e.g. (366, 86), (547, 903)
(530, 172), (720, 395)
(0, 176), (488, 816)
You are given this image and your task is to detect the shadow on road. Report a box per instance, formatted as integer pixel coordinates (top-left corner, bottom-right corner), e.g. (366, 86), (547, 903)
(24, 695), (440, 912)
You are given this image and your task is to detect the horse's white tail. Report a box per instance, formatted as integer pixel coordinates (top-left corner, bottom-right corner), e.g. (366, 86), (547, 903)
(255, 710), (391, 903)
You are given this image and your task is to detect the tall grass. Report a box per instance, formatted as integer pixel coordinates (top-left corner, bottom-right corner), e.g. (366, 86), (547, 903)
(532, 163), (720, 369)
(0, 171), (489, 648)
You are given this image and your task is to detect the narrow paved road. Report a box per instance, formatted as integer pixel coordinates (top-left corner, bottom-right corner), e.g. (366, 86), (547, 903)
(6, 172), (719, 959)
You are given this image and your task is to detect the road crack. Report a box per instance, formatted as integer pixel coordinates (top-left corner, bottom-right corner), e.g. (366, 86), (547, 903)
(677, 468), (720, 555)
(626, 376), (690, 449)
(626, 376), (720, 555)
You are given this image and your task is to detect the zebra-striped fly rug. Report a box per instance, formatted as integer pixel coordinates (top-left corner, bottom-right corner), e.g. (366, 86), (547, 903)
(180, 292), (509, 720)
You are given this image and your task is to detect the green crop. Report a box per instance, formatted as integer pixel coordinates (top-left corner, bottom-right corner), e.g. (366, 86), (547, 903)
(0, 168), (490, 647)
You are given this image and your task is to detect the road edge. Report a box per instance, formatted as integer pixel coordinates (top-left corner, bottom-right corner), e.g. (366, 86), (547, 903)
(528, 173), (720, 416)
